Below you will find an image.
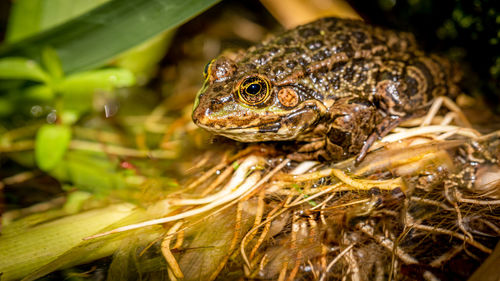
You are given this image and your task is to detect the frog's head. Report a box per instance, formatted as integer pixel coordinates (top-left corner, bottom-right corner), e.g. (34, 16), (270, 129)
(192, 56), (325, 142)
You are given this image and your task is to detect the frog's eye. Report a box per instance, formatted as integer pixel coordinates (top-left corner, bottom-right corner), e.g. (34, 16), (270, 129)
(203, 59), (215, 79)
(237, 75), (271, 106)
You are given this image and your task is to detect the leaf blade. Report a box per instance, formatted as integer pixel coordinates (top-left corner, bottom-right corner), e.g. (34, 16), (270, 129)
(0, 57), (50, 83)
(6, 0), (110, 42)
(60, 68), (136, 91)
(35, 124), (72, 171)
(0, 0), (221, 74)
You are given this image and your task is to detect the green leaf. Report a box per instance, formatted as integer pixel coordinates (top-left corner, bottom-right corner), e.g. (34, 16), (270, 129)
(114, 31), (174, 85)
(0, 97), (14, 117)
(0, 203), (136, 281)
(63, 191), (92, 214)
(56, 68), (135, 115)
(232, 161), (240, 170)
(0, 0), (221, 74)
(0, 57), (50, 83)
(41, 47), (64, 80)
(6, 0), (110, 42)
(59, 68), (135, 92)
(24, 84), (55, 102)
(5, 0), (44, 42)
(49, 150), (124, 194)
(35, 124), (72, 171)
(60, 110), (80, 125)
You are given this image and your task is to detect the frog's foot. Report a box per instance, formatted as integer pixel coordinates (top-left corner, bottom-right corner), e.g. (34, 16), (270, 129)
(356, 115), (403, 164)
(287, 140), (325, 161)
(289, 138), (344, 161)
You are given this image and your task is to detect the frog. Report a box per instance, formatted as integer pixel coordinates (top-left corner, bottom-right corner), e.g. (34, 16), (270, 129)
(192, 17), (461, 162)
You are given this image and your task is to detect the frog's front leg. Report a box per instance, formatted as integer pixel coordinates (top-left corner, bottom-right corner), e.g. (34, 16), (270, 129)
(326, 98), (383, 160)
(355, 115), (404, 163)
(289, 134), (344, 161)
(353, 80), (417, 162)
(289, 97), (382, 161)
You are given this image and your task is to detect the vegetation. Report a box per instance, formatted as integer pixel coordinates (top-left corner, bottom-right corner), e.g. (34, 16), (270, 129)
(0, 1), (498, 280)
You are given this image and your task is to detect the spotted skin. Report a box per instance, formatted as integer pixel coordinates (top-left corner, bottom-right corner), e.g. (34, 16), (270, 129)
(192, 17), (461, 161)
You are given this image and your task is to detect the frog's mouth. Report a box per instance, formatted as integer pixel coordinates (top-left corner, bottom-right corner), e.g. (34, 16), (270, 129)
(193, 100), (325, 142)
(217, 122), (291, 142)
(194, 118), (287, 142)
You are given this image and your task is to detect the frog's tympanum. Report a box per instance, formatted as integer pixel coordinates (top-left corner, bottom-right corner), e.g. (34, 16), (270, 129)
(192, 17), (461, 162)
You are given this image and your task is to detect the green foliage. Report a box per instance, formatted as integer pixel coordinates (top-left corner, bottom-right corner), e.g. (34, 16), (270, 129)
(35, 124), (72, 171)
(0, 0), (216, 199)
(60, 68), (135, 91)
(114, 31), (175, 85)
(1, 0), (221, 74)
(58, 68), (135, 115)
(41, 47), (64, 80)
(0, 0), (201, 197)
(0, 0), (220, 122)
(51, 151), (124, 194)
(0, 0), (219, 277)
(0, 57), (50, 83)
(0, 48), (136, 123)
(0, 203), (139, 281)
(6, 0), (110, 42)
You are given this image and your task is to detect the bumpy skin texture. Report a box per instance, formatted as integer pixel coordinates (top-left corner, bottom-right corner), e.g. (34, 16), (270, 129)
(192, 17), (461, 161)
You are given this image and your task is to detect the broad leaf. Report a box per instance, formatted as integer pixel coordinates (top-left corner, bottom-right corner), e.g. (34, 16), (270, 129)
(0, 0), (221, 74)
(59, 68), (135, 92)
(0, 57), (50, 83)
(41, 47), (64, 80)
(35, 124), (72, 171)
(6, 0), (110, 42)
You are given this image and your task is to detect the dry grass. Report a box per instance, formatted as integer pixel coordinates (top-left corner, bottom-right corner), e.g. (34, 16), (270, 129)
(87, 96), (500, 280)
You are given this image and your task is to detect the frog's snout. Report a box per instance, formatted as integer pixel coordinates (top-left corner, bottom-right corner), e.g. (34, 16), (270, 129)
(193, 88), (233, 129)
(192, 94), (211, 128)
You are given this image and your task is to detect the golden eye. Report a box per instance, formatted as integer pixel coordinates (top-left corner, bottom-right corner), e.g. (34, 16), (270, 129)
(237, 75), (271, 105)
(203, 59), (215, 80)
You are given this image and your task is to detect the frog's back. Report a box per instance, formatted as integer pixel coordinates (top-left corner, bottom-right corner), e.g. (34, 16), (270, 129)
(238, 17), (419, 84)
(234, 18), (459, 116)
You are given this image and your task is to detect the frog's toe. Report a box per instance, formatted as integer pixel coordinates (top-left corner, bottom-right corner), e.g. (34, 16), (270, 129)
(356, 115), (404, 164)
(289, 139), (345, 162)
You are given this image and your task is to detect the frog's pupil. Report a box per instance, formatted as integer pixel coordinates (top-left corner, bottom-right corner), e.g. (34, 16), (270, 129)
(247, 83), (261, 95)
